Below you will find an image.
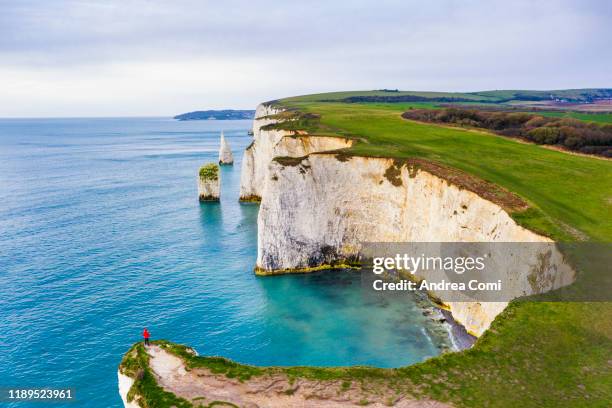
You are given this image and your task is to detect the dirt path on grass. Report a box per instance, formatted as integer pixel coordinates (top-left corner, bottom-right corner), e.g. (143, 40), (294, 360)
(146, 345), (453, 408)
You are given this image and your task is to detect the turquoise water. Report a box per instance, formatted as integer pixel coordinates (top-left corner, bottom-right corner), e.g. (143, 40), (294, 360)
(0, 118), (448, 407)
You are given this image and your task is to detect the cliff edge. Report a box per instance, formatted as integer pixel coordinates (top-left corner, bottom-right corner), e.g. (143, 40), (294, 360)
(119, 341), (453, 408)
(240, 103), (575, 336)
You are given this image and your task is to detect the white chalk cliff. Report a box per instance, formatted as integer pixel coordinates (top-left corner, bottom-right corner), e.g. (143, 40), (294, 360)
(218, 131), (234, 165)
(118, 370), (139, 408)
(239, 104), (352, 200)
(241, 103), (575, 336)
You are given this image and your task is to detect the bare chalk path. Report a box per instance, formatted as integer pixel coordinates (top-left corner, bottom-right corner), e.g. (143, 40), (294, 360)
(146, 345), (453, 408)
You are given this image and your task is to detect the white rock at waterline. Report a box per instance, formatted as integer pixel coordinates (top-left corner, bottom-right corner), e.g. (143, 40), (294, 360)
(118, 370), (139, 408)
(218, 131), (234, 165)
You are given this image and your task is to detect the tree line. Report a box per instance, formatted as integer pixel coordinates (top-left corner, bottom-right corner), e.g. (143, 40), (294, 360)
(402, 108), (612, 157)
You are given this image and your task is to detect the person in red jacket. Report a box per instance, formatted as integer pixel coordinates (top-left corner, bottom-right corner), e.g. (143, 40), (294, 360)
(143, 328), (150, 346)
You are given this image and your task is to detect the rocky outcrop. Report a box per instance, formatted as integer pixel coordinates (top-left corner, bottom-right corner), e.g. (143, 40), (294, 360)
(198, 163), (220, 201)
(242, 105), (575, 337)
(239, 103), (353, 201)
(218, 131), (234, 165)
(239, 104), (286, 200)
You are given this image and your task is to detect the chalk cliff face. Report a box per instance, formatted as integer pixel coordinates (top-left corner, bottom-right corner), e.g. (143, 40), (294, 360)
(239, 103), (353, 200)
(243, 106), (575, 336)
(198, 178), (220, 201)
(240, 104), (286, 200)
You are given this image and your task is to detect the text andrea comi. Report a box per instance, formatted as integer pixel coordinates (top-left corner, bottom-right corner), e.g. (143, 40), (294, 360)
(372, 279), (503, 292)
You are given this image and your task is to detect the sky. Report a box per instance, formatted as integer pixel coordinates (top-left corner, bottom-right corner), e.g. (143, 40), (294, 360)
(0, 0), (611, 117)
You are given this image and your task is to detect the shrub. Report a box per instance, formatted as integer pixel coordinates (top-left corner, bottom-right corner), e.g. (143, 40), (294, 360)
(401, 108), (612, 157)
(528, 127), (561, 144)
(199, 163), (219, 180)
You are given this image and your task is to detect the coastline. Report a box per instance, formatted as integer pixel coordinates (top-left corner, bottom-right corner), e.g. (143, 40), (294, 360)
(440, 309), (477, 351)
(255, 263), (476, 351)
(117, 96), (609, 407)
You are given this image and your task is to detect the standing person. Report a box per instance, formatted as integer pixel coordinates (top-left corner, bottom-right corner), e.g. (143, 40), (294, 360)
(143, 327), (150, 346)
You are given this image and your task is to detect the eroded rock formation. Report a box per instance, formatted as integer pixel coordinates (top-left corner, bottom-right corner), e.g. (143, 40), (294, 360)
(219, 131), (234, 165)
(198, 163), (220, 201)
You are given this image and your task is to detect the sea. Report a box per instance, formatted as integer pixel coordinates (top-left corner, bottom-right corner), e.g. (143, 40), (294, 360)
(0, 117), (449, 407)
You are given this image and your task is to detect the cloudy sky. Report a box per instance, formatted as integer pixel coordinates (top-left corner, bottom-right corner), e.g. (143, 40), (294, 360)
(1, 0), (610, 117)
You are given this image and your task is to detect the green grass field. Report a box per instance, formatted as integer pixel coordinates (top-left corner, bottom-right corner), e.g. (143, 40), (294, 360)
(279, 98), (612, 242)
(535, 111), (612, 124)
(284, 88), (612, 105)
(280, 90), (500, 103)
(330, 100), (612, 124)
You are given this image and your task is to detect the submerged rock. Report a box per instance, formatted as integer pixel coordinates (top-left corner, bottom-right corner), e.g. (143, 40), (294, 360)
(218, 131), (234, 165)
(198, 163), (220, 201)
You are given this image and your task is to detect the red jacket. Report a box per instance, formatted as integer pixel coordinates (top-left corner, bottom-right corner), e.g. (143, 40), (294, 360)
(143, 329), (150, 339)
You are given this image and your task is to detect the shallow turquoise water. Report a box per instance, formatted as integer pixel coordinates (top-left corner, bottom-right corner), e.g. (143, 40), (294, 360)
(0, 118), (447, 407)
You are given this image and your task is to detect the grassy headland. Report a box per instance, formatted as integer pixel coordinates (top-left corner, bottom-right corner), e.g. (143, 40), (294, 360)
(123, 300), (611, 408)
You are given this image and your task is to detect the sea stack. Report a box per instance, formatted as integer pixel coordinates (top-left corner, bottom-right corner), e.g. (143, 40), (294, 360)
(218, 131), (234, 165)
(198, 163), (220, 201)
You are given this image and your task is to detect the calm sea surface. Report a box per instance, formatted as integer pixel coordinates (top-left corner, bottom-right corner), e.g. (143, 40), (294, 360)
(0, 118), (448, 407)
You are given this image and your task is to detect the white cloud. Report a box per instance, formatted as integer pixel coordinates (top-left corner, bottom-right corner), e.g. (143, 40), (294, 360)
(0, 0), (610, 116)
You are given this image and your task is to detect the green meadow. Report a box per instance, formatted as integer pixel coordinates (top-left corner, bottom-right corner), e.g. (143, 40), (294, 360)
(536, 111), (612, 124)
(280, 97), (612, 242)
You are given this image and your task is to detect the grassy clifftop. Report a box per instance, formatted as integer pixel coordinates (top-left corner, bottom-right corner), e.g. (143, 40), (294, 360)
(274, 92), (612, 242)
(281, 88), (612, 105)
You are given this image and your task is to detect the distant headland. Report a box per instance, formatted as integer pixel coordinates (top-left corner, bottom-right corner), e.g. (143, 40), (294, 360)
(173, 109), (255, 121)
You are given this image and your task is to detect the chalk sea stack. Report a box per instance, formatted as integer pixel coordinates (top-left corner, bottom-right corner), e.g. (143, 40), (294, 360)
(218, 131), (234, 165)
(198, 163), (220, 201)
